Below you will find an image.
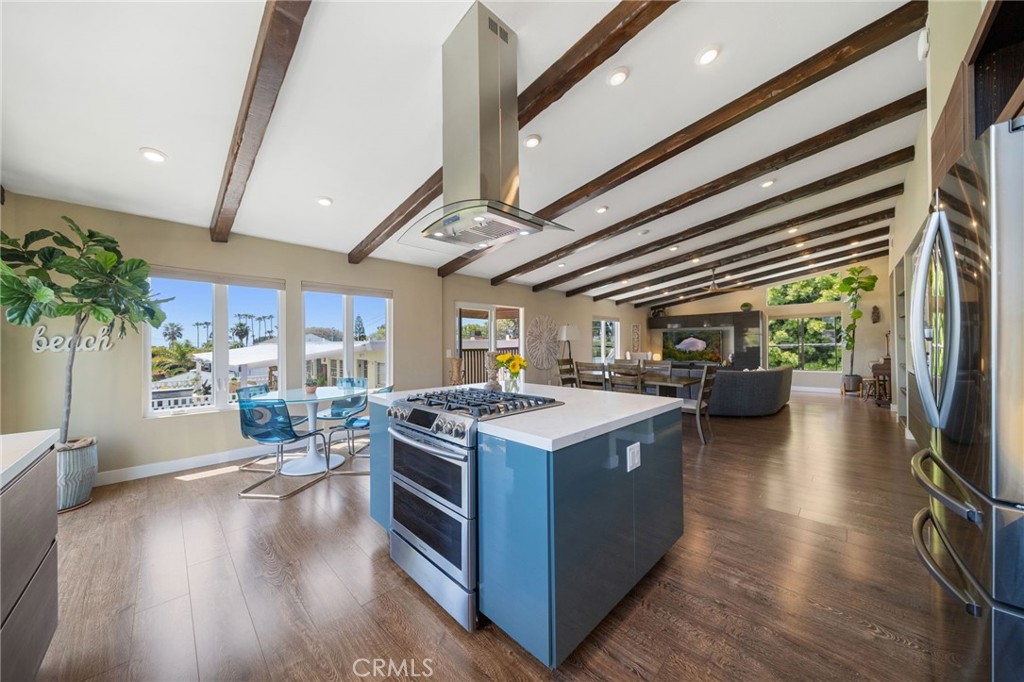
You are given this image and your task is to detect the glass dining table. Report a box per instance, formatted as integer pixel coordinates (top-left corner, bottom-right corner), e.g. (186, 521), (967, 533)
(251, 386), (364, 477)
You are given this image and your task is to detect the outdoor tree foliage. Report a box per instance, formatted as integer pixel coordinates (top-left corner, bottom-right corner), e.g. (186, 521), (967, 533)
(162, 321), (183, 343)
(767, 273), (842, 306)
(305, 326), (344, 341)
(353, 314), (367, 341)
(0, 217), (169, 443)
(371, 324), (386, 340)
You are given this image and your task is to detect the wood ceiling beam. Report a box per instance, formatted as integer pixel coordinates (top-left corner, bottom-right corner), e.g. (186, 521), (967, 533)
(647, 246), (889, 308)
(599, 208), (894, 303)
(634, 227), (892, 303)
(535, 1), (926, 221)
(348, 0), (677, 265)
(210, 0), (312, 243)
(618, 224), (890, 304)
(500, 90), (923, 287)
(640, 241), (889, 309)
(461, 3), (926, 281)
(545, 145), (913, 293)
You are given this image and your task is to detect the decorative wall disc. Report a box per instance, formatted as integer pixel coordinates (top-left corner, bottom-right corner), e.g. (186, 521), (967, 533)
(525, 315), (559, 370)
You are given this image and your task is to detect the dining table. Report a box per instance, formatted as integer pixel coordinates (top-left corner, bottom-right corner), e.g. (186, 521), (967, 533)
(641, 372), (701, 397)
(251, 386), (365, 477)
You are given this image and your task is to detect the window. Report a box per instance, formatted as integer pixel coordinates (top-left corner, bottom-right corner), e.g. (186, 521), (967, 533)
(767, 273), (842, 306)
(592, 319), (619, 362)
(303, 285), (392, 389)
(147, 272), (284, 416)
(455, 303), (524, 383)
(768, 316), (841, 371)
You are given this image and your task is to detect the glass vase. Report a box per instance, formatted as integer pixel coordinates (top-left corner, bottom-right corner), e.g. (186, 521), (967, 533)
(501, 369), (521, 394)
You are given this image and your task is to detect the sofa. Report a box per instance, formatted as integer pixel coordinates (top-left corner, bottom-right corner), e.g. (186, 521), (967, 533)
(668, 364), (793, 417)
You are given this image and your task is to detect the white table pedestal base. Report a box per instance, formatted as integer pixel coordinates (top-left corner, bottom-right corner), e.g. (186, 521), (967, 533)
(279, 399), (345, 477)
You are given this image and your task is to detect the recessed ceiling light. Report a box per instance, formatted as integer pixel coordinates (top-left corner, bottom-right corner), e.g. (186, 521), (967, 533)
(795, 242), (805, 247)
(139, 147), (167, 163)
(317, 196), (333, 206)
(851, 240), (860, 245)
(695, 46), (720, 66)
(638, 229), (650, 236)
(433, 231), (444, 237)
(474, 216), (486, 223)
(524, 134), (542, 148)
(644, 286), (651, 291)
(557, 263), (566, 268)
(607, 67), (629, 86)
(477, 243), (488, 249)
(595, 206), (608, 214)
(519, 230), (530, 236)
(668, 246), (678, 252)
(620, 280), (629, 284)
(760, 179), (775, 188)
(787, 228), (798, 234)
(692, 257), (700, 263)
(801, 254), (810, 259)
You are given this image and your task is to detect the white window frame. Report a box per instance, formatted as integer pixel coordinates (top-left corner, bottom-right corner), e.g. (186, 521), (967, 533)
(592, 318), (620, 362)
(144, 268), (286, 418)
(301, 282), (393, 388)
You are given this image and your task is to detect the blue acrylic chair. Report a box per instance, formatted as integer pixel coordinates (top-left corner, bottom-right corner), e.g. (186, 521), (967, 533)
(237, 398), (329, 500)
(235, 384), (308, 473)
(328, 385), (393, 476)
(317, 377), (368, 429)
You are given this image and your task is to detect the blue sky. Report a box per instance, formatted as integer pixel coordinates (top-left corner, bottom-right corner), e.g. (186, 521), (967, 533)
(151, 278), (387, 344)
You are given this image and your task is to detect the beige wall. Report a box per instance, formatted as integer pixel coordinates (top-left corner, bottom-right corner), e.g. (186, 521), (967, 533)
(440, 274), (648, 385)
(654, 256), (892, 390)
(889, 118), (932, 273)
(0, 193), (447, 472)
(1, 193), (649, 474)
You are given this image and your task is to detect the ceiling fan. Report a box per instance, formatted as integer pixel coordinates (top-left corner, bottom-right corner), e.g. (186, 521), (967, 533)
(695, 268), (748, 294)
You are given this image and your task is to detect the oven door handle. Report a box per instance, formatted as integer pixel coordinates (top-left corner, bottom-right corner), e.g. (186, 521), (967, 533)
(389, 427), (469, 462)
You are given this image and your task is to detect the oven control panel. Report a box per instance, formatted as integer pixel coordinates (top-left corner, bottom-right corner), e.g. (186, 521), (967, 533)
(388, 402), (476, 447)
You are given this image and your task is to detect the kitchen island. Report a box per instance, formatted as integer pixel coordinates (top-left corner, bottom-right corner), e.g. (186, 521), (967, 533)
(368, 384), (684, 668)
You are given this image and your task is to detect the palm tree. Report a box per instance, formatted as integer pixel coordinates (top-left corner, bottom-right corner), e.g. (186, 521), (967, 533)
(162, 322), (183, 344)
(231, 322), (250, 347)
(152, 340), (196, 378)
(201, 321), (211, 342)
(192, 321), (204, 346)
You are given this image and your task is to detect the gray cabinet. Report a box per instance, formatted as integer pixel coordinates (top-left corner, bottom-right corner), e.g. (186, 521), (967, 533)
(1, 444), (58, 682)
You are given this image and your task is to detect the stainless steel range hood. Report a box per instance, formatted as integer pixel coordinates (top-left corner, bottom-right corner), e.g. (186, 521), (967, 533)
(415, 2), (571, 249)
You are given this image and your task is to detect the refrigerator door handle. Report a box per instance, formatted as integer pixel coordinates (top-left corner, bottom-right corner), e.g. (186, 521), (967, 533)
(910, 211), (942, 426)
(910, 449), (983, 525)
(912, 507), (984, 617)
(909, 207), (962, 429)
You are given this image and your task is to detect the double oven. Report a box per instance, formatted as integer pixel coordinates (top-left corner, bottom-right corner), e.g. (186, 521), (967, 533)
(387, 406), (478, 630)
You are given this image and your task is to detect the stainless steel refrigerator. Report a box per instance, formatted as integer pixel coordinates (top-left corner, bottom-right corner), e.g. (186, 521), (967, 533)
(908, 119), (1024, 680)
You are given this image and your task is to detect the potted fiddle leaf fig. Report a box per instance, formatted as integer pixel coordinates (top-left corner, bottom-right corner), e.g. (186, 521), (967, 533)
(0, 217), (168, 510)
(838, 265), (878, 393)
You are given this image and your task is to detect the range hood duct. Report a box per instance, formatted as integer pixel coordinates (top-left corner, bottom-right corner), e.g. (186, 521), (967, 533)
(416, 2), (571, 249)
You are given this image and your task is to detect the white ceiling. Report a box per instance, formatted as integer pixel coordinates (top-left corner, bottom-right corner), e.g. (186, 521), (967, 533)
(2, 1), (924, 303)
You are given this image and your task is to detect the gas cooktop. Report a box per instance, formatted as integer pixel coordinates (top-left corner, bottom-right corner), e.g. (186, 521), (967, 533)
(403, 388), (563, 420)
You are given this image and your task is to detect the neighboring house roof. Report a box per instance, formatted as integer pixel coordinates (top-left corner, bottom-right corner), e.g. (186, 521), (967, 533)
(192, 339), (386, 370)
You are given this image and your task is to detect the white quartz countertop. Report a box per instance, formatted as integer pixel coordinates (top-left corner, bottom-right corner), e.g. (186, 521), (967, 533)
(1, 429), (59, 489)
(371, 383), (683, 451)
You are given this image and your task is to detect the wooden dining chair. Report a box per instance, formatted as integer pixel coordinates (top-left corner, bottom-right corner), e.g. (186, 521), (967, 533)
(608, 363), (643, 394)
(575, 361), (606, 390)
(557, 358), (578, 387)
(681, 365), (717, 444)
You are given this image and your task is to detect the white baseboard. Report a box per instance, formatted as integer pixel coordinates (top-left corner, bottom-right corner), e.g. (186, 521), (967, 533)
(95, 443), (277, 487)
(791, 386), (840, 394)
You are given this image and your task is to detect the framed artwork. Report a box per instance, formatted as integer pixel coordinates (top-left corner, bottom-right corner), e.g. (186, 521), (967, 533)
(631, 324), (641, 353)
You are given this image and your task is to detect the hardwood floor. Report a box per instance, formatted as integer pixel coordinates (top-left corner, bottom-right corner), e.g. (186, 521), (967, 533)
(37, 394), (975, 681)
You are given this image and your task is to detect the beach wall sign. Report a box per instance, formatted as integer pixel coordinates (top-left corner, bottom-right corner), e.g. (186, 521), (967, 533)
(33, 325), (113, 353)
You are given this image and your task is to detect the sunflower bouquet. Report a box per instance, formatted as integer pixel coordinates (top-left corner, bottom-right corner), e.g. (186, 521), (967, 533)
(495, 352), (528, 392)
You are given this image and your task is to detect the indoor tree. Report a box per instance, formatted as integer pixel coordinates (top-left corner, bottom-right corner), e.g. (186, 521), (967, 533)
(0, 216), (168, 443)
(838, 265), (878, 385)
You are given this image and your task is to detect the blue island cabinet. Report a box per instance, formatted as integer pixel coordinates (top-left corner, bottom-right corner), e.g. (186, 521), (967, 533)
(368, 402), (391, 529)
(476, 409), (683, 667)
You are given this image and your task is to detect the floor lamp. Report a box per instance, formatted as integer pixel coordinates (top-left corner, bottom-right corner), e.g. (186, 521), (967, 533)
(558, 324), (580, 360)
